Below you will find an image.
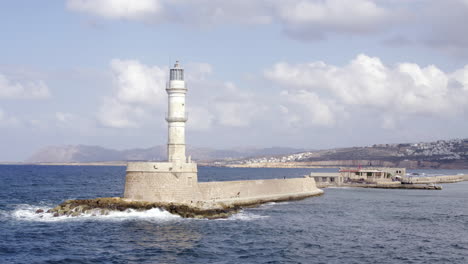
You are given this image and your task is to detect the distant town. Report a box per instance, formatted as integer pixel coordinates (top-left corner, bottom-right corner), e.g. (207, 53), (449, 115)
(215, 139), (468, 169)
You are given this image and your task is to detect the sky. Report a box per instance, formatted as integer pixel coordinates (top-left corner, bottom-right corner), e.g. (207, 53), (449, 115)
(1, 0), (468, 161)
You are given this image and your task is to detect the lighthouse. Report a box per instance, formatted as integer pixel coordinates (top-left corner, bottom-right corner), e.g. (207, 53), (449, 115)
(124, 60), (199, 203)
(166, 61), (187, 163)
(123, 60), (322, 206)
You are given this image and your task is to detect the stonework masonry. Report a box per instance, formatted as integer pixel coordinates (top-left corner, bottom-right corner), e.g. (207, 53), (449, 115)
(124, 162), (199, 203)
(198, 178), (320, 204)
(124, 161), (322, 206)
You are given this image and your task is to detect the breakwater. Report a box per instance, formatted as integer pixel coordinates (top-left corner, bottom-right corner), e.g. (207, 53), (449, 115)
(43, 189), (323, 219)
(401, 174), (467, 184)
(122, 162), (323, 217)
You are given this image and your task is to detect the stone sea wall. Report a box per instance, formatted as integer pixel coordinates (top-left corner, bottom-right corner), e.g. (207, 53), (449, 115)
(198, 177), (322, 204)
(402, 175), (467, 184)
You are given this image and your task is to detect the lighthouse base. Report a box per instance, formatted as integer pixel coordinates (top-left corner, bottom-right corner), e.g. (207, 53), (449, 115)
(124, 162), (199, 204)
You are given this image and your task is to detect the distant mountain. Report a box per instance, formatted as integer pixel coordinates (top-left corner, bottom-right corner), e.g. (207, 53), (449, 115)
(26, 145), (306, 163)
(28, 139), (468, 169)
(26, 145), (141, 163)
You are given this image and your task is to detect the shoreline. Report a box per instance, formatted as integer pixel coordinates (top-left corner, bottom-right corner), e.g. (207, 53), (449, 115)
(2, 162), (468, 170)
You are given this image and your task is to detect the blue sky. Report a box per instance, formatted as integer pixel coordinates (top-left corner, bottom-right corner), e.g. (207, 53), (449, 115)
(1, 0), (468, 161)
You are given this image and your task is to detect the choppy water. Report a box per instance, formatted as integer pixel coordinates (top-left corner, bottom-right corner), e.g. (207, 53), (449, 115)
(1, 165), (467, 263)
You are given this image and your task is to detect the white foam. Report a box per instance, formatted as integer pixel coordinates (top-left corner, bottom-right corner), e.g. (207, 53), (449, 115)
(10, 204), (180, 222)
(259, 202), (277, 208)
(7, 204), (272, 222)
(218, 210), (269, 221)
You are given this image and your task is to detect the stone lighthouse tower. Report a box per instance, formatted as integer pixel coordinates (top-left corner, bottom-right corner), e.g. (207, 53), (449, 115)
(166, 61), (187, 163)
(123, 61), (199, 203)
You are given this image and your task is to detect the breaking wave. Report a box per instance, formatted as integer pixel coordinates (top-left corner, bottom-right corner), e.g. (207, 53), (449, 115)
(7, 204), (180, 222)
(228, 211), (269, 221)
(5, 204), (268, 222)
(216, 210), (270, 221)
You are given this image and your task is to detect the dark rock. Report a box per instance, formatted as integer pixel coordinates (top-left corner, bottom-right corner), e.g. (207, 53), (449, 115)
(47, 197), (242, 219)
(48, 195), (325, 219)
(35, 209), (44, 214)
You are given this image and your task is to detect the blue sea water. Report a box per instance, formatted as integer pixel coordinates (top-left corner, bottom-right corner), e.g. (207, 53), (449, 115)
(1, 165), (467, 264)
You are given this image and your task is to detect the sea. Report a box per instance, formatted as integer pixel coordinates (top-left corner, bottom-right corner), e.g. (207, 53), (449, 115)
(1, 165), (467, 264)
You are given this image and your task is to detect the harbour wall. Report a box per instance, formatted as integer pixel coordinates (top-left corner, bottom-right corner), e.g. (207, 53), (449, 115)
(198, 178), (322, 204)
(402, 175), (467, 184)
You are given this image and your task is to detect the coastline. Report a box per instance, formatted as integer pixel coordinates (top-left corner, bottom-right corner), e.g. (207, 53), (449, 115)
(215, 161), (468, 170)
(2, 161), (468, 170)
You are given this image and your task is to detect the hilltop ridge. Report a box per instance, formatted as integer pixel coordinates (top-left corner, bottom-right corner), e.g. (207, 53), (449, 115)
(25, 138), (468, 169)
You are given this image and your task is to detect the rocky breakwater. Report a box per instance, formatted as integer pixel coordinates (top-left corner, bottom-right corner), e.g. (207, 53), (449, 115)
(38, 194), (321, 219)
(40, 197), (241, 219)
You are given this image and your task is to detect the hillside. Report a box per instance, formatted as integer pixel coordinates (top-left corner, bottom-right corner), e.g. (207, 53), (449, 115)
(220, 139), (468, 169)
(26, 139), (468, 169)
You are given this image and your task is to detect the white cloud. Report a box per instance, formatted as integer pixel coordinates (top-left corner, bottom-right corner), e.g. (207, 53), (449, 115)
(100, 59), (251, 130)
(265, 54), (468, 128)
(65, 0), (468, 55)
(186, 106), (214, 131)
(452, 65), (468, 90)
(67, 0), (273, 25)
(110, 59), (167, 105)
(97, 59), (168, 128)
(97, 98), (147, 128)
(280, 90), (338, 127)
(276, 0), (386, 25)
(211, 82), (267, 127)
(98, 59), (270, 130)
(0, 73), (50, 99)
(214, 101), (258, 127)
(66, 0), (391, 36)
(66, 0), (468, 57)
(274, 0), (389, 39)
(67, 0), (164, 20)
(178, 0), (272, 25)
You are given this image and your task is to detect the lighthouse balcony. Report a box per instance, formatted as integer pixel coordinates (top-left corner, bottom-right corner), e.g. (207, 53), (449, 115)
(166, 81), (187, 91)
(165, 113), (188, 122)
